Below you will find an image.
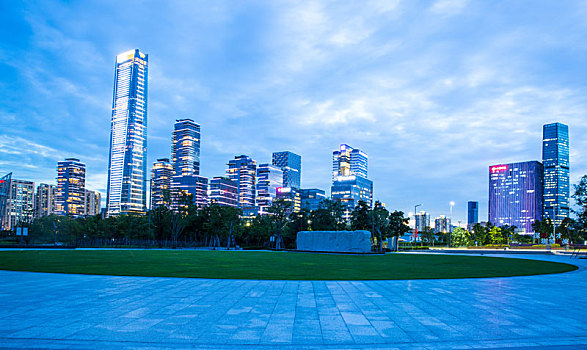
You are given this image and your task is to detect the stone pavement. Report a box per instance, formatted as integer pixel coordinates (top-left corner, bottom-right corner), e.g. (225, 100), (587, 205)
(0, 253), (586, 349)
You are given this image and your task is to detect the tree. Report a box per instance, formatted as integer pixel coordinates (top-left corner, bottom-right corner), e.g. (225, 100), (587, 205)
(350, 201), (371, 231)
(572, 174), (587, 244)
(286, 208), (311, 247)
(451, 227), (471, 247)
(420, 227), (435, 246)
(266, 199), (292, 249)
(532, 218), (553, 241)
(388, 210), (410, 238)
(310, 199), (347, 231)
(470, 223), (488, 246)
(369, 201), (390, 252)
(488, 226), (503, 245)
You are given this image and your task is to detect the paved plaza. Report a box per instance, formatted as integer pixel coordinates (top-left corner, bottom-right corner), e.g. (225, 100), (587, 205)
(0, 253), (586, 349)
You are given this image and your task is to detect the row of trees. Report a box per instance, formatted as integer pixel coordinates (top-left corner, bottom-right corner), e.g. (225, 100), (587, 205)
(23, 197), (411, 250)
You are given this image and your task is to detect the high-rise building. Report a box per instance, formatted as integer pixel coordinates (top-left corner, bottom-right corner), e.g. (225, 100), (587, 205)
(489, 161), (543, 233)
(434, 215), (451, 234)
(415, 211), (430, 233)
(85, 190), (101, 216)
(299, 188), (326, 211)
(272, 151), (301, 189)
(276, 187), (301, 214)
(56, 158), (86, 216)
(256, 164), (283, 214)
(467, 201), (479, 226)
(5, 179), (34, 231)
(171, 175), (208, 209)
(151, 158), (173, 209)
(34, 183), (56, 218)
(209, 177), (238, 207)
(227, 155), (257, 208)
(542, 122), (570, 225)
(106, 49), (148, 216)
(0, 173), (12, 230)
(171, 119), (200, 176)
(331, 144), (373, 218)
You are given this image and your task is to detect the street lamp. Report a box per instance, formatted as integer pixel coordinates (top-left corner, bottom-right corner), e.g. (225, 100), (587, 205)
(449, 201), (455, 248)
(414, 204), (422, 242)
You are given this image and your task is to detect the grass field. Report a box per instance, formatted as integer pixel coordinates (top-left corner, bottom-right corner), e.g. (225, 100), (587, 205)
(0, 250), (577, 280)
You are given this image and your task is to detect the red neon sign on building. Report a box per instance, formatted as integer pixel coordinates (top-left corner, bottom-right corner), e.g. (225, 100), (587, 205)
(490, 165), (508, 173)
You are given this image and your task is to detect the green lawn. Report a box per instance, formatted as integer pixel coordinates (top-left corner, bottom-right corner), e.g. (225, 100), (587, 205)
(0, 250), (577, 280)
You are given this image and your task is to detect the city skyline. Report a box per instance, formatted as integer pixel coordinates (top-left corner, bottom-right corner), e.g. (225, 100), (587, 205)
(1, 1), (586, 224)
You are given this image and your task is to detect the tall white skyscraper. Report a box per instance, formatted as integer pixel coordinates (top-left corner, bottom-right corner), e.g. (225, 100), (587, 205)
(106, 49), (148, 216)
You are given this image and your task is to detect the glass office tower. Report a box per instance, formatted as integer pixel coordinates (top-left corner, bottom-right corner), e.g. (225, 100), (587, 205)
(467, 201), (479, 226)
(331, 144), (373, 219)
(272, 151), (301, 189)
(151, 158), (173, 209)
(256, 164), (283, 214)
(172, 119), (201, 176)
(56, 158), (86, 216)
(0, 173), (12, 230)
(488, 161), (543, 234)
(542, 123), (569, 225)
(227, 155), (257, 208)
(106, 49), (148, 216)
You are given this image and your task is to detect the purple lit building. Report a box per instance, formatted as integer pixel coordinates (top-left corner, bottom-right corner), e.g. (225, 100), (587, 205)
(488, 161), (543, 234)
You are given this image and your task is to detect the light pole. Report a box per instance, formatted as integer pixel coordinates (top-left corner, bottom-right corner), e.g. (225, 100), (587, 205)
(414, 204), (422, 243)
(449, 201), (455, 248)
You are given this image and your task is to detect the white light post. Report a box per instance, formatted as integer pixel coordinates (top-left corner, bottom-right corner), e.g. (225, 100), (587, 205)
(449, 201), (455, 248)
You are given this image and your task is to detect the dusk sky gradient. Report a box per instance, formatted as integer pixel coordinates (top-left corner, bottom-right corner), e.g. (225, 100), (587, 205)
(1, 0), (586, 224)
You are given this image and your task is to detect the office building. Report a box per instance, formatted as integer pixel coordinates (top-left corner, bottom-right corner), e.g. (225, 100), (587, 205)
(256, 164), (283, 214)
(209, 177), (238, 207)
(272, 151), (301, 189)
(331, 144), (373, 218)
(56, 158), (86, 216)
(467, 201), (479, 226)
(415, 211), (430, 233)
(227, 155), (257, 208)
(5, 179), (34, 231)
(434, 215), (451, 234)
(276, 187), (301, 214)
(171, 175), (209, 209)
(489, 161), (543, 233)
(0, 173), (11, 230)
(171, 119), (201, 176)
(542, 122), (570, 225)
(34, 183), (56, 218)
(151, 158), (173, 209)
(106, 49), (148, 216)
(85, 190), (101, 216)
(299, 188), (327, 211)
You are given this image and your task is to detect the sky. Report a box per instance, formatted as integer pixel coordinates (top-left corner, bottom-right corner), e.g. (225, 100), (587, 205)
(0, 0), (586, 224)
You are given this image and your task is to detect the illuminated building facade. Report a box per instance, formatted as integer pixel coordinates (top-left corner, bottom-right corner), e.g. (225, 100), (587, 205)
(227, 155), (257, 208)
(6, 179), (34, 231)
(209, 177), (238, 207)
(56, 158), (86, 216)
(331, 144), (373, 218)
(542, 122), (570, 225)
(34, 183), (56, 218)
(171, 175), (208, 209)
(299, 188), (326, 211)
(256, 164), (283, 214)
(489, 161), (543, 233)
(467, 201), (479, 226)
(276, 187), (301, 214)
(85, 190), (101, 216)
(172, 119), (200, 176)
(151, 158), (173, 208)
(0, 173), (11, 230)
(272, 151), (301, 189)
(106, 49), (148, 216)
(434, 215), (451, 234)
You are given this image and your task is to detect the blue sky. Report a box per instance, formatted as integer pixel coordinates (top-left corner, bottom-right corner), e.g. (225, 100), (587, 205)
(1, 0), (586, 224)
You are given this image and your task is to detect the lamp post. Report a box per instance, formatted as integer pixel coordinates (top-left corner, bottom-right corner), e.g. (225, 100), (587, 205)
(449, 201), (455, 248)
(414, 204), (422, 243)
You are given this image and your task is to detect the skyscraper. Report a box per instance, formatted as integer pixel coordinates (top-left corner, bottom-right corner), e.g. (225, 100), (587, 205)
(84, 190), (101, 216)
(467, 201), (479, 227)
(151, 158), (173, 209)
(489, 161), (543, 233)
(331, 144), (373, 218)
(35, 183), (56, 218)
(272, 151), (301, 189)
(0, 173), (10, 230)
(276, 187), (301, 214)
(434, 215), (451, 234)
(106, 49), (148, 216)
(172, 119), (201, 176)
(56, 158), (86, 216)
(256, 164), (283, 214)
(227, 155), (257, 208)
(299, 188), (327, 211)
(415, 211), (430, 233)
(542, 122), (570, 225)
